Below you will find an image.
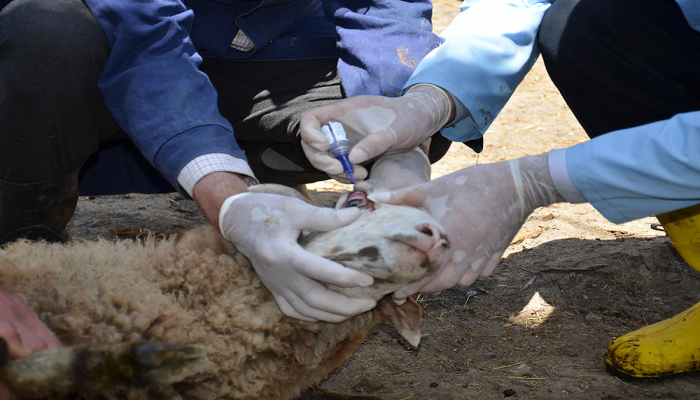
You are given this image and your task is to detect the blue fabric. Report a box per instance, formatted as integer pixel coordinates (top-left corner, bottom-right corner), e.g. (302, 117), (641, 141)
(404, 0), (551, 142)
(567, 113), (700, 224)
(406, 0), (700, 142)
(79, 140), (176, 196)
(676, 0), (700, 32)
(323, 0), (441, 97)
(406, 0), (700, 223)
(82, 0), (438, 195)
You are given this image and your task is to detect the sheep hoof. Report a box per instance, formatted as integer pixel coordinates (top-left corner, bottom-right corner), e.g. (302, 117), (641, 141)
(125, 342), (213, 386)
(0, 340), (213, 398)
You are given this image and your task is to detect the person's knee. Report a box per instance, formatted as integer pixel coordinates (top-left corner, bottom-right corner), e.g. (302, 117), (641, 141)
(1, 0), (109, 72)
(0, 0), (111, 122)
(1, 0), (113, 182)
(538, 0), (619, 73)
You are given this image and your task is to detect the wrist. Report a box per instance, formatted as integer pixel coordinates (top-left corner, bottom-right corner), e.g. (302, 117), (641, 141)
(405, 84), (455, 138)
(218, 192), (252, 239)
(513, 154), (566, 210)
(193, 172), (253, 230)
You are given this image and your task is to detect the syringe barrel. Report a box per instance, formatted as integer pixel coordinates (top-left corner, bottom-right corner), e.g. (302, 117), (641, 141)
(321, 120), (355, 183)
(320, 120), (350, 156)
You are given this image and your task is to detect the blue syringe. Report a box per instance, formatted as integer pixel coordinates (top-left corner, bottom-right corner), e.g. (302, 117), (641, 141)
(321, 120), (355, 184)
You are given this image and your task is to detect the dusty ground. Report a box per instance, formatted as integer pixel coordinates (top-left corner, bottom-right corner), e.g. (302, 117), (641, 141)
(66, 1), (700, 399)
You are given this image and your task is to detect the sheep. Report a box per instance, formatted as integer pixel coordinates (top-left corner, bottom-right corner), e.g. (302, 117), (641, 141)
(0, 148), (449, 399)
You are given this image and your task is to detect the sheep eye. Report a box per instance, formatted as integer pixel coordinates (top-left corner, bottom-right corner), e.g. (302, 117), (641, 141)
(347, 198), (363, 207)
(344, 191), (374, 210)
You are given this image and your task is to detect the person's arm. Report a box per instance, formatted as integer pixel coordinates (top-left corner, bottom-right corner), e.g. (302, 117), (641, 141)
(187, 171), (376, 322)
(300, 0), (442, 179)
(405, 0), (551, 143)
(192, 171), (249, 230)
(553, 111), (700, 223)
(376, 112), (700, 299)
(300, 0), (552, 174)
(85, 1), (377, 322)
(84, 0), (248, 194)
(371, 152), (563, 300)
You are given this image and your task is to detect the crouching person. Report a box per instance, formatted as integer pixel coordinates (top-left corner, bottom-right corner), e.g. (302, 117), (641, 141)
(0, 0), (448, 396)
(300, 0), (700, 380)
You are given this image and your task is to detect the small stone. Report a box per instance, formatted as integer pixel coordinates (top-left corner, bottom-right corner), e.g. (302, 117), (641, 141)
(486, 352), (497, 359)
(643, 254), (656, 270)
(637, 265), (652, 278)
(585, 312), (602, 322)
(514, 363), (531, 375)
(504, 389), (516, 397)
(429, 382), (438, 388)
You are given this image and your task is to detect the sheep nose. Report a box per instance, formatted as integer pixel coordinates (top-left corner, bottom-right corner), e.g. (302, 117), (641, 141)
(413, 223), (450, 271)
(415, 223), (449, 247)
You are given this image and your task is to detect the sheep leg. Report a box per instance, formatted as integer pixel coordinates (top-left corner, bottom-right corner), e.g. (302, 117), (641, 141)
(0, 340), (212, 398)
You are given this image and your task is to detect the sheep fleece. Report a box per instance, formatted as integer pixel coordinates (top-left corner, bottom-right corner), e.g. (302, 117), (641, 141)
(0, 225), (377, 399)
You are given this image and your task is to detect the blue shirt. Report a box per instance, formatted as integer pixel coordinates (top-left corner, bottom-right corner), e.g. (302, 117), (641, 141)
(405, 0), (700, 223)
(82, 0), (439, 194)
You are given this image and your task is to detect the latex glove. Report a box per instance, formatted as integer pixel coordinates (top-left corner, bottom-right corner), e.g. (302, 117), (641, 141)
(369, 153), (565, 301)
(0, 286), (62, 399)
(300, 84), (453, 180)
(219, 192), (377, 322)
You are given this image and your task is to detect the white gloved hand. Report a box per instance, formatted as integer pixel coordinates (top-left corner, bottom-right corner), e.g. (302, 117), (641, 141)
(300, 84), (454, 180)
(219, 192), (377, 322)
(368, 153), (565, 301)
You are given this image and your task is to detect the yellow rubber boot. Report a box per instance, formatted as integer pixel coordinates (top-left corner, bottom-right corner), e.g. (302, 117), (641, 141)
(604, 203), (700, 378)
(656, 203), (700, 273)
(605, 300), (700, 377)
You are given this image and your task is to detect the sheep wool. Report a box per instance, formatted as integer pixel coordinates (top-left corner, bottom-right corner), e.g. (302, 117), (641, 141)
(0, 225), (377, 399)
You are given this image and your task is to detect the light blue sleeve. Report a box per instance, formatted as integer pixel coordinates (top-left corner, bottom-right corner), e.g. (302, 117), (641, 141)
(567, 111), (700, 224)
(404, 0), (551, 143)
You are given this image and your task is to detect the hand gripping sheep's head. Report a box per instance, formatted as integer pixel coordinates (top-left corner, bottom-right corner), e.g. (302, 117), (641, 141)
(302, 189), (450, 299)
(249, 180), (450, 347)
(249, 183), (450, 300)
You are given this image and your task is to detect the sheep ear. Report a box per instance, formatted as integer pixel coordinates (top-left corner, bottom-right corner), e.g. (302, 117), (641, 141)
(375, 296), (422, 347)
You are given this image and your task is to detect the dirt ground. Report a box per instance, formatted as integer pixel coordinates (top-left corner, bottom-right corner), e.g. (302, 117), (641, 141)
(66, 1), (700, 398)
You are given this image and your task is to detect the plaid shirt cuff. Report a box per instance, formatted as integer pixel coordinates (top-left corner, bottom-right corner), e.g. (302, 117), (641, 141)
(177, 153), (258, 197)
(230, 29), (254, 51)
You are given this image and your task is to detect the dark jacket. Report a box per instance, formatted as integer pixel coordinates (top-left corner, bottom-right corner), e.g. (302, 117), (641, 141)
(81, 0), (439, 194)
